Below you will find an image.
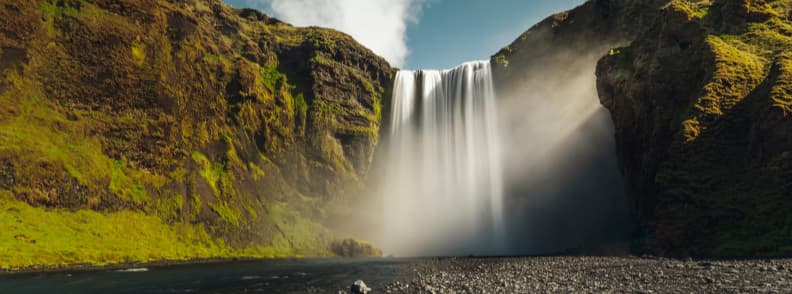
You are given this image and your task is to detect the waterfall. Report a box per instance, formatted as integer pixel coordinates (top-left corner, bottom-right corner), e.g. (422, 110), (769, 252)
(379, 60), (505, 256)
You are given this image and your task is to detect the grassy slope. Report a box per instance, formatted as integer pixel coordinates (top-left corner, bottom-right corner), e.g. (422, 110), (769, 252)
(0, 0), (388, 270)
(0, 191), (290, 269)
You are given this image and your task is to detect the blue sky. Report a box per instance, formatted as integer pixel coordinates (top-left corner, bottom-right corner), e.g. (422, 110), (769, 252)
(223, 0), (585, 70)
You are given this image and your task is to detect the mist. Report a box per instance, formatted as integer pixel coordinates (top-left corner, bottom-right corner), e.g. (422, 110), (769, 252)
(495, 49), (633, 255)
(329, 36), (633, 257)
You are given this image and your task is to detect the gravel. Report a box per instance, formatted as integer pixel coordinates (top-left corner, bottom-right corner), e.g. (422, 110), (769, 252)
(376, 256), (792, 293)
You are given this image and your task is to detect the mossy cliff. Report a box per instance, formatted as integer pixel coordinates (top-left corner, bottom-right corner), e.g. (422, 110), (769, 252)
(597, 0), (792, 256)
(0, 0), (390, 270)
(494, 0), (791, 257)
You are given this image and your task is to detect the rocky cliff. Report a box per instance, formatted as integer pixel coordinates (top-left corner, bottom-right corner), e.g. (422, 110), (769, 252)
(494, 0), (791, 256)
(0, 0), (390, 269)
(597, 0), (792, 256)
(490, 0), (670, 254)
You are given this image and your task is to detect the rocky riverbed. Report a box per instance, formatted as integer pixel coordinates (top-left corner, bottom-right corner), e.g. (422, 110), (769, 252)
(3, 256), (791, 293)
(382, 256), (792, 293)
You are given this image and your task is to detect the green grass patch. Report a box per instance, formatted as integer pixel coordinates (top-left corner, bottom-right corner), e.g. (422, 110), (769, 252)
(0, 72), (113, 186)
(0, 191), (290, 270)
(260, 66), (285, 94)
(208, 201), (242, 226)
(265, 202), (330, 255)
(191, 152), (223, 196)
(690, 36), (766, 121)
(109, 160), (148, 204)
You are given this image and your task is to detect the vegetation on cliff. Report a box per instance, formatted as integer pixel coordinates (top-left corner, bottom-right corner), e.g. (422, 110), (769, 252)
(596, 0), (792, 256)
(0, 0), (390, 270)
(494, 0), (791, 256)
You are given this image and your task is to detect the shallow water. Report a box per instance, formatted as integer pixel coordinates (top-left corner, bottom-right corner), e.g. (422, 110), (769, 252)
(0, 258), (415, 294)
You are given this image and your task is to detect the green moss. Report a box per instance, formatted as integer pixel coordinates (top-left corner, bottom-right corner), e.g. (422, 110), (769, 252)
(39, 1), (78, 17)
(311, 54), (333, 66)
(0, 72), (114, 187)
(39, 0), (117, 23)
(224, 139), (245, 171)
(295, 93), (307, 110)
(248, 162), (266, 181)
(356, 73), (377, 97)
(131, 36), (146, 66)
(770, 52), (792, 115)
(264, 202), (330, 255)
(148, 191), (185, 222)
(493, 54), (509, 67)
(260, 66), (285, 94)
(305, 31), (337, 52)
(743, 20), (792, 55)
(191, 152), (223, 196)
(189, 192), (202, 220)
(681, 0), (712, 19)
(208, 201), (242, 226)
(689, 36), (766, 122)
(110, 160), (148, 204)
(0, 190), (294, 270)
(313, 99), (347, 116)
(168, 167), (188, 182)
(0, 0), (388, 269)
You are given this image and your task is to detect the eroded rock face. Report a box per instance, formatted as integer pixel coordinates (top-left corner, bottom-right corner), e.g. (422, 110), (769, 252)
(597, 0), (792, 256)
(0, 0), (390, 255)
(498, 0), (792, 257)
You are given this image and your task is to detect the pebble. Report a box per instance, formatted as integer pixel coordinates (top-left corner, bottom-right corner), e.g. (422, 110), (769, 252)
(377, 256), (792, 293)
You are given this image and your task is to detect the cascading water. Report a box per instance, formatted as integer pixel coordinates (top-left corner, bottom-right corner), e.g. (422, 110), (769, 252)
(378, 60), (506, 256)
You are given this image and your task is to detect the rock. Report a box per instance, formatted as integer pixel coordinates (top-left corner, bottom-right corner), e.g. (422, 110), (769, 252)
(331, 239), (383, 257)
(350, 280), (371, 294)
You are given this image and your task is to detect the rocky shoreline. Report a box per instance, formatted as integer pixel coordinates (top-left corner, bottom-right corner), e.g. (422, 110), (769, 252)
(381, 256), (792, 293)
(3, 256), (792, 293)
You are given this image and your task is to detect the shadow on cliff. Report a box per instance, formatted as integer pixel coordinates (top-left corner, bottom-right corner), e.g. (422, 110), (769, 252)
(494, 52), (634, 255)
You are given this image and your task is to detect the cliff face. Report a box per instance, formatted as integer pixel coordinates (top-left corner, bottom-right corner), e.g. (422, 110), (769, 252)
(496, 0), (791, 256)
(0, 0), (390, 269)
(597, 0), (792, 256)
(490, 0), (670, 254)
(492, 0), (667, 88)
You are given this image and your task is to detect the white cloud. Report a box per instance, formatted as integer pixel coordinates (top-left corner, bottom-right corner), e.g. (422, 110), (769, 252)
(247, 0), (426, 67)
